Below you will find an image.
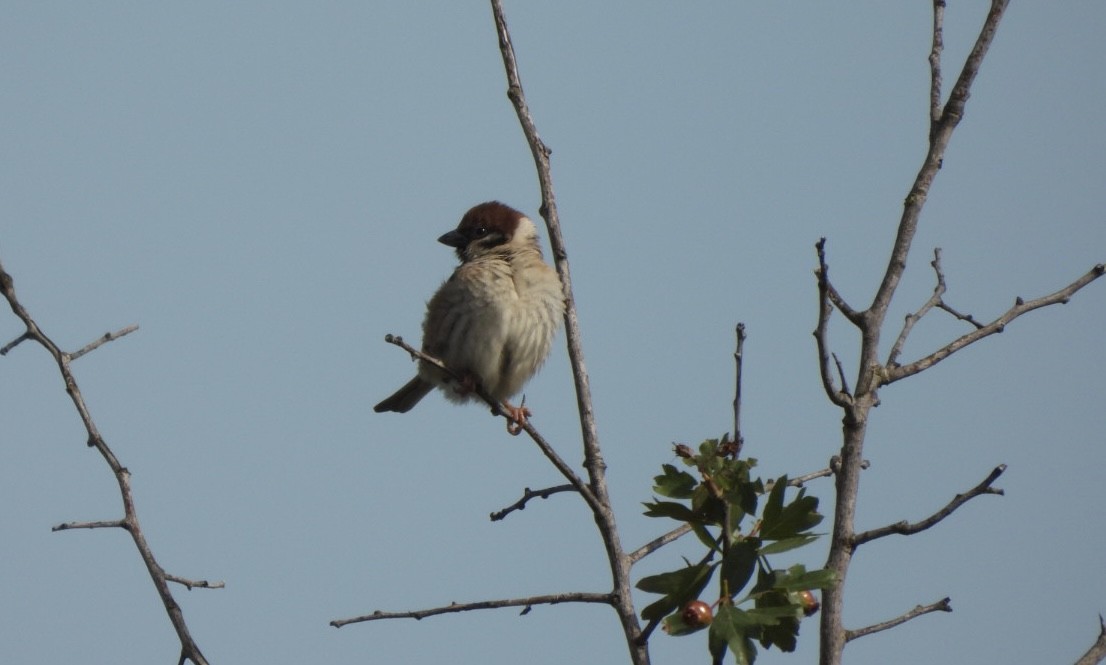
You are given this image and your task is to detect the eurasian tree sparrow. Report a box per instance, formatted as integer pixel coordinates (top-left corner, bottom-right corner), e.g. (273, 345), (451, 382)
(374, 201), (564, 433)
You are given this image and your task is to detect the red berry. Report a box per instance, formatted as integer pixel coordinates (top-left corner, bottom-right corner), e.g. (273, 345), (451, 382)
(681, 600), (713, 627)
(797, 590), (820, 616)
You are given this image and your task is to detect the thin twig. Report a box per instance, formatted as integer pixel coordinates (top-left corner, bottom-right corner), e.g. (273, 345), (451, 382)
(887, 248), (947, 366)
(330, 591), (614, 628)
(845, 597), (952, 642)
(814, 239), (853, 407)
(627, 524), (693, 565)
(0, 331), (31, 355)
(935, 300), (984, 329)
(884, 264), (1105, 385)
(52, 520), (127, 531)
(490, 484), (577, 521)
(1074, 614), (1106, 665)
(732, 323), (746, 458)
(69, 324), (140, 361)
(853, 465), (1005, 546)
(165, 574), (226, 590)
(789, 459), (871, 488)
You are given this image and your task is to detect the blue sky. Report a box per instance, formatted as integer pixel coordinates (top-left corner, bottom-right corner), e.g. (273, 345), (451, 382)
(2, 2), (1104, 664)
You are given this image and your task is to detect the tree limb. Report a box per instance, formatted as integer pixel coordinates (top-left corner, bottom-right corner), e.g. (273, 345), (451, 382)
(845, 597), (952, 642)
(330, 591), (614, 628)
(853, 465), (1005, 547)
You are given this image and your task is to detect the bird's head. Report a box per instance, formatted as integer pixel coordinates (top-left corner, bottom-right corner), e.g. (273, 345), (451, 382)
(438, 201), (541, 261)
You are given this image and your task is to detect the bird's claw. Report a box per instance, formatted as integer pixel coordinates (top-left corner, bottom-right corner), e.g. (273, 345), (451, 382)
(504, 403), (532, 436)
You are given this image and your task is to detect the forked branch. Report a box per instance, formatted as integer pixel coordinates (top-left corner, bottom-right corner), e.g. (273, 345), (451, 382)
(884, 264), (1105, 385)
(0, 258), (214, 665)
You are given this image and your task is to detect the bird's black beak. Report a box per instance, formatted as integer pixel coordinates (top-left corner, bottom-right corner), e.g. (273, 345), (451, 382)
(438, 229), (466, 248)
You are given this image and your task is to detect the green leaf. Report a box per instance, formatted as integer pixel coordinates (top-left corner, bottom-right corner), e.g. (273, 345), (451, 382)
(773, 565), (837, 592)
(690, 522), (721, 552)
(653, 464), (698, 499)
(722, 539), (759, 596)
(760, 489), (822, 541)
(637, 562), (717, 621)
(757, 534), (819, 555)
(710, 605), (758, 665)
(642, 500), (697, 522)
(752, 589), (801, 652)
(761, 475), (787, 527)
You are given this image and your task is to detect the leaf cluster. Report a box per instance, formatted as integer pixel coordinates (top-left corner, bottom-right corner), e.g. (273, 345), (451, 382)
(638, 438), (835, 664)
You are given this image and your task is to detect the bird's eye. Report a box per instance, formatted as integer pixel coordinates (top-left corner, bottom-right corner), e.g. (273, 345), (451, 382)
(473, 226), (489, 237)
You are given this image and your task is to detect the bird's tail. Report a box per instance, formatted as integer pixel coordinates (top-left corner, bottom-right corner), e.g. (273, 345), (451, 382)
(373, 377), (434, 413)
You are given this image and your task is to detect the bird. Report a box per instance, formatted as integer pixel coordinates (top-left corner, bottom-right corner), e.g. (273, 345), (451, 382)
(374, 201), (564, 434)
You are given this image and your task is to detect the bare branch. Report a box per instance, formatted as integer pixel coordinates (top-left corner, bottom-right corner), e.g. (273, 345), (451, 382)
(165, 574), (226, 590)
(1, 258), (214, 664)
(627, 524), (693, 565)
(69, 324), (140, 361)
(330, 591), (613, 628)
(884, 264), (1105, 385)
(0, 331), (31, 355)
(814, 239), (853, 407)
(490, 484), (577, 521)
(887, 248), (947, 367)
(789, 459), (870, 488)
(845, 597), (952, 642)
(831, 353), (850, 396)
(732, 323), (746, 457)
(928, 0), (946, 135)
(935, 300), (984, 329)
(488, 4), (646, 662)
(1074, 615), (1106, 665)
(853, 465), (1005, 546)
(868, 0), (1011, 328)
(52, 519), (127, 532)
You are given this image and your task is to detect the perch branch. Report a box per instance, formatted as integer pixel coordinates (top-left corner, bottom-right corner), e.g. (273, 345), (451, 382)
(853, 464), (1005, 546)
(383, 334), (601, 513)
(845, 597), (952, 642)
(330, 591), (613, 628)
(490, 484), (577, 521)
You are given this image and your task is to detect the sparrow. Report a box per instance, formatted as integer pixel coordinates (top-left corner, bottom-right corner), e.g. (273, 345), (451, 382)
(374, 201), (564, 433)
